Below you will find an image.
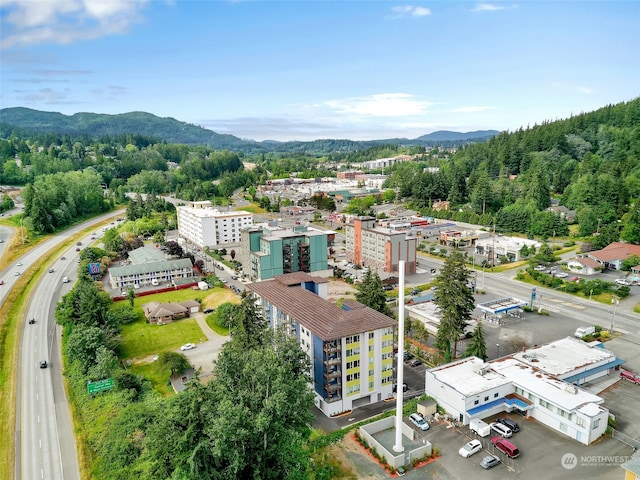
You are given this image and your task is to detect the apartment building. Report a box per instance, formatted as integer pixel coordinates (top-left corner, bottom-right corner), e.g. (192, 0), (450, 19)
(424, 337), (623, 445)
(240, 225), (330, 281)
(246, 272), (396, 417)
(108, 246), (194, 289)
(345, 216), (417, 275)
(177, 200), (253, 249)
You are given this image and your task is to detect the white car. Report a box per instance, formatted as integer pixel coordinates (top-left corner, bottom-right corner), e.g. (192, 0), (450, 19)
(534, 265), (546, 271)
(458, 439), (483, 458)
(180, 343), (196, 351)
(17, 262), (23, 267)
(490, 422), (513, 438)
(615, 279), (630, 286)
(409, 413), (430, 431)
(556, 272), (568, 278)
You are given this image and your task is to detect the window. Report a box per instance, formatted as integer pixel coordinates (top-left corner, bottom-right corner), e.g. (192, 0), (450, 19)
(576, 417), (586, 428)
(474, 400), (479, 405)
(484, 396), (489, 402)
(346, 347), (360, 357)
(559, 423), (568, 433)
(494, 393), (499, 398)
(346, 360), (360, 369)
(369, 332), (374, 339)
(346, 372), (360, 381)
(593, 418), (600, 429)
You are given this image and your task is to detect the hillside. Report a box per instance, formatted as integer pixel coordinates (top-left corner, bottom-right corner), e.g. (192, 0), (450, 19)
(0, 107), (498, 152)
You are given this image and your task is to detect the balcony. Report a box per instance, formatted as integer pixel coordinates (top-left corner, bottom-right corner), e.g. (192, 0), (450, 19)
(324, 369), (341, 380)
(325, 356), (341, 367)
(324, 382), (341, 392)
(323, 343), (339, 353)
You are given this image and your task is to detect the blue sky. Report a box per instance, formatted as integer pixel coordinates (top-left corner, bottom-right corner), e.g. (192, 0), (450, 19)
(1, 1), (638, 142)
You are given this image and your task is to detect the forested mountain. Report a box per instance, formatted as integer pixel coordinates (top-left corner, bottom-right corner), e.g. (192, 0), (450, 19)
(0, 107), (497, 153)
(383, 97), (640, 245)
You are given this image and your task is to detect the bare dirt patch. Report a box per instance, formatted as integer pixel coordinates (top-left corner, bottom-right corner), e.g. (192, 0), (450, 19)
(326, 279), (358, 301)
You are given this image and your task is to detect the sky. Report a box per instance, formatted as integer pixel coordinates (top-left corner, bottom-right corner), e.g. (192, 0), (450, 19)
(0, 1), (638, 142)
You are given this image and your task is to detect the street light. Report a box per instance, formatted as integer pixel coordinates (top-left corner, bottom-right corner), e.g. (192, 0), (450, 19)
(496, 344), (500, 358)
(610, 296), (619, 333)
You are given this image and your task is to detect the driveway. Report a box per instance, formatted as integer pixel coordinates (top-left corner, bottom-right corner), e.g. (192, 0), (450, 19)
(178, 313), (229, 375)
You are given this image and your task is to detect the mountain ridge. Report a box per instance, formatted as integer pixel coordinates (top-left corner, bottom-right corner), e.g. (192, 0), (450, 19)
(0, 107), (499, 151)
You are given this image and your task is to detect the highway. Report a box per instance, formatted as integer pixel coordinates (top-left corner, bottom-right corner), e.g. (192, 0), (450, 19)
(2, 210), (123, 480)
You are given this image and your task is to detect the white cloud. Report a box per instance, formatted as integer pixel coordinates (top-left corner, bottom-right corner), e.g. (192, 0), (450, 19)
(1, 0), (150, 48)
(454, 105), (494, 112)
(472, 3), (505, 12)
(319, 93), (432, 118)
(391, 5), (432, 18)
(578, 86), (594, 95)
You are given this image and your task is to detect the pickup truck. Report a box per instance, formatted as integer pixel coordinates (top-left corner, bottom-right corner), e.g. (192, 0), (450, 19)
(620, 369), (640, 385)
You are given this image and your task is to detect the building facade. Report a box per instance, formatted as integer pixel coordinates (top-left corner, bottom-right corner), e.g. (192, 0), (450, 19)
(240, 226), (330, 281)
(108, 246), (195, 289)
(345, 216), (417, 275)
(424, 337), (622, 445)
(177, 201), (253, 250)
(247, 272), (396, 417)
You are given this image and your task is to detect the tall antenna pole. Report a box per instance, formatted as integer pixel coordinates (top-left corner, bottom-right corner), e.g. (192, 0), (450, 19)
(393, 260), (406, 453)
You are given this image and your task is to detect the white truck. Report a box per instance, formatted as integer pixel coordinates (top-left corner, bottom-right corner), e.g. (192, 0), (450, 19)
(469, 418), (491, 437)
(198, 281), (209, 291)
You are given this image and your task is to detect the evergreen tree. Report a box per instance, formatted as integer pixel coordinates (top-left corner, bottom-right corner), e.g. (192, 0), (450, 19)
(355, 270), (391, 316)
(464, 322), (488, 361)
(434, 252), (475, 362)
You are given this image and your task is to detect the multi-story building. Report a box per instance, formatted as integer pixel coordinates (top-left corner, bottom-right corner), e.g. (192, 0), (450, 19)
(424, 337), (624, 445)
(246, 272), (397, 417)
(176, 201), (253, 249)
(108, 246), (195, 289)
(345, 216), (417, 275)
(240, 225), (330, 281)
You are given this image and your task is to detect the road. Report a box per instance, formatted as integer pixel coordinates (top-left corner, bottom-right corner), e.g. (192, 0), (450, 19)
(6, 210), (124, 480)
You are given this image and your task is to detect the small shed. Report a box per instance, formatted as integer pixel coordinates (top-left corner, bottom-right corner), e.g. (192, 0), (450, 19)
(417, 398), (437, 418)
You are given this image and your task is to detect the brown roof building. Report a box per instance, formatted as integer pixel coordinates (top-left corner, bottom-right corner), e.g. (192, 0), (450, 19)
(246, 272), (396, 417)
(586, 242), (640, 270)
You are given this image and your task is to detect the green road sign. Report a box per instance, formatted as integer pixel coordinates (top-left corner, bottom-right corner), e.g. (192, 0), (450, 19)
(87, 378), (115, 394)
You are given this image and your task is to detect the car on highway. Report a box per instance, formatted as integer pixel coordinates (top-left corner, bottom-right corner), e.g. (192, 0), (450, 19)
(39, 361), (47, 369)
(28, 318), (35, 324)
(14, 271), (20, 276)
(48, 268), (54, 273)
(17, 262), (22, 266)
(480, 454), (501, 469)
(458, 439), (482, 458)
(75, 247), (81, 252)
(180, 343), (196, 351)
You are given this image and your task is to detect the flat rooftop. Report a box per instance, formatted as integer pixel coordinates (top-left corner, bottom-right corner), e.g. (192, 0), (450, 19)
(512, 336), (616, 377)
(429, 357), (511, 396)
(492, 358), (604, 412)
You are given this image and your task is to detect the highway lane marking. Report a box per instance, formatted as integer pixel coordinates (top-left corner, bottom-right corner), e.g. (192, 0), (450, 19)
(37, 415), (40, 423)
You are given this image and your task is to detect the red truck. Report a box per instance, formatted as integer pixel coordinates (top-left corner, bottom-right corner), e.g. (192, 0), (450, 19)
(620, 369), (640, 385)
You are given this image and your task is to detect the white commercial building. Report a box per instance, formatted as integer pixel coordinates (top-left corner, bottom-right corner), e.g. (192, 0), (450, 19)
(177, 201), (253, 249)
(425, 337), (623, 445)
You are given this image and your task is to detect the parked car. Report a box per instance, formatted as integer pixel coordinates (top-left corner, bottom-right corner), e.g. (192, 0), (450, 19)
(568, 276), (581, 282)
(491, 437), (520, 458)
(490, 422), (513, 438)
(180, 343), (196, 351)
(615, 278), (630, 286)
(534, 265), (546, 271)
(203, 308), (215, 314)
(393, 383), (408, 393)
(409, 359), (423, 367)
(496, 417), (520, 433)
(480, 454), (501, 469)
(556, 272), (568, 278)
(409, 413), (429, 431)
(458, 439), (482, 458)
(620, 369), (640, 385)
(403, 351), (414, 361)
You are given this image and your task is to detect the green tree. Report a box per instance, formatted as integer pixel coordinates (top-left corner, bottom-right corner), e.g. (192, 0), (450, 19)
(230, 292), (268, 348)
(157, 351), (192, 375)
(434, 252), (475, 362)
(464, 322), (488, 361)
(355, 271), (391, 316)
(620, 205), (640, 243)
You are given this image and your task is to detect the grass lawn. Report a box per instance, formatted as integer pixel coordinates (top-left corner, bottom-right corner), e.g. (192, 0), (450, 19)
(119, 318), (206, 359)
(128, 362), (174, 397)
